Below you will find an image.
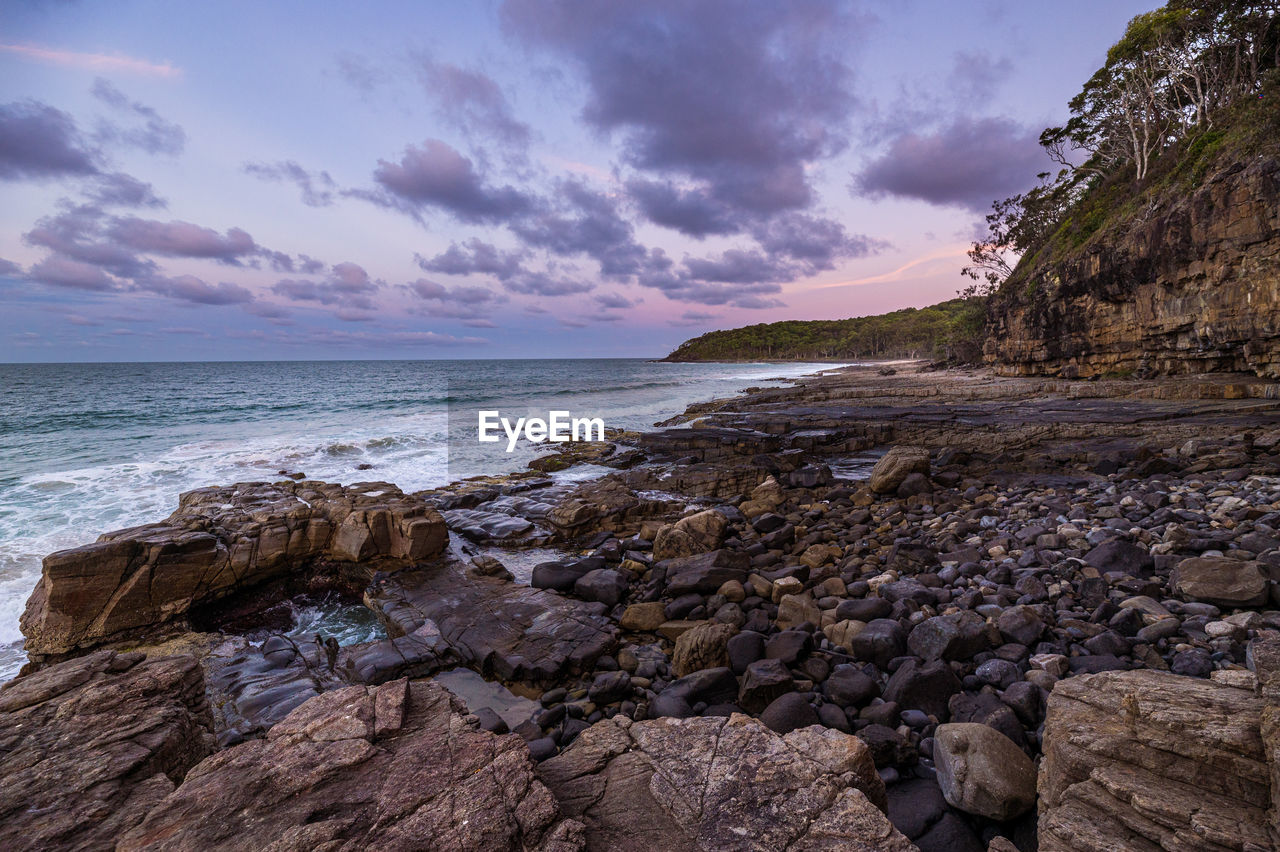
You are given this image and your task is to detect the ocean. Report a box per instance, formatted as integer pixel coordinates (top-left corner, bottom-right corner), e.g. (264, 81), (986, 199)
(0, 358), (847, 678)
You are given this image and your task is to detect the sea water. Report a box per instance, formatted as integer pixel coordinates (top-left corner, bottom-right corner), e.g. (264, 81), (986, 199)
(0, 358), (849, 679)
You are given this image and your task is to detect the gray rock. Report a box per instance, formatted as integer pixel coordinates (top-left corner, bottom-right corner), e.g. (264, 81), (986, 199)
(933, 722), (1037, 820)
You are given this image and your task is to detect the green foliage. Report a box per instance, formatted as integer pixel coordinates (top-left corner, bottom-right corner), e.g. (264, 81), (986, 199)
(665, 298), (986, 362)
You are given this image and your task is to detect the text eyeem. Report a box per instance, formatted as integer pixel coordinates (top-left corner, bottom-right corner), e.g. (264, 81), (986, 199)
(477, 410), (606, 452)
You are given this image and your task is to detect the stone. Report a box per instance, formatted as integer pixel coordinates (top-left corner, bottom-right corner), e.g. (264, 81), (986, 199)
(997, 605), (1046, 646)
(1083, 539), (1153, 576)
(824, 664), (880, 708)
(1172, 556), (1271, 607)
(764, 629), (813, 665)
(620, 602), (667, 632)
(776, 592), (822, 630)
(933, 723), (1037, 821)
(869, 446), (931, 494)
(116, 680), (584, 851)
(672, 621), (737, 677)
(532, 559), (597, 592)
(738, 658), (795, 714)
(850, 618), (909, 668)
(652, 509), (729, 560)
(661, 549), (750, 595)
(837, 598), (893, 622)
(727, 630), (766, 674)
(20, 481), (447, 660)
(1038, 669), (1272, 852)
(573, 568), (629, 607)
(908, 611), (993, 662)
(883, 659), (963, 720)
(758, 691), (821, 734)
(588, 670), (632, 705)
(537, 712), (913, 850)
(0, 650), (216, 851)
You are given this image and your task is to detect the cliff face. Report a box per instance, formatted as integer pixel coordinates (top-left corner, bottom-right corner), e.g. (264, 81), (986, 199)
(986, 153), (1280, 378)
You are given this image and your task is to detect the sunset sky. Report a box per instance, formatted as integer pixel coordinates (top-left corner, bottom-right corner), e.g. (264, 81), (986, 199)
(0, 0), (1157, 360)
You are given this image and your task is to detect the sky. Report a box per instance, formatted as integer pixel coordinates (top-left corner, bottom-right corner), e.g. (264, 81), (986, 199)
(0, 0), (1159, 361)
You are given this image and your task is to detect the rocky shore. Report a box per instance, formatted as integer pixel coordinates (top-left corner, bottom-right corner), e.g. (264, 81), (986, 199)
(5, 362), (1280, 850)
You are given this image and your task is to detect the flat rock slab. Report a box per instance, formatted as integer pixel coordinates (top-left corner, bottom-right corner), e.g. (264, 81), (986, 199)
(538, 712), (915, 852)
(117, 680), (586, 851)
(0, 650), (216, 851)
(364, 560), (618, 685)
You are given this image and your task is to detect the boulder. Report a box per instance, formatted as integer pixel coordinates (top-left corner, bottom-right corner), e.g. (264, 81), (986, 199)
(20, 481), (447, 660)
(620, 602), (667, 632)
(573, 568), (629, 607)
(908, 612), (994, 662)
(738, 658), (795, 714)
(116, 680), (585, 851)
(868, 446), (930, 494)
(672, 621), (737, 677)
(883, 659), (963, 720)
(537, 713), (914, 850)
(652, 509), (729, 560)
(1172, 556), (1271, 607)
(0, 650), (216, 850)
(661, 549), (750, 595)
(933, 723), (1036, 821)
(759, 692), (820, 734)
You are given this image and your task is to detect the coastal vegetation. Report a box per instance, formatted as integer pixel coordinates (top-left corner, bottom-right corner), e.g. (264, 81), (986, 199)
(663, 297), (984, 362)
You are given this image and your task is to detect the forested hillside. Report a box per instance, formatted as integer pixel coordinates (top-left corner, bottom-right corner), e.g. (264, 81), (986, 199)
(663, 298), (983, 361)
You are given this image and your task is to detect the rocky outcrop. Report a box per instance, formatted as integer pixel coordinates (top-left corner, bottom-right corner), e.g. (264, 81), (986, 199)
(1038, 666), (1275, 851)
(0, 650), (216, 851)
(362, 562), (617, 685)
(986, 154), (1280, 379)
(20, 480), (447, 662)
(537, 712), (914, 851)
(117, 679), (585, 851)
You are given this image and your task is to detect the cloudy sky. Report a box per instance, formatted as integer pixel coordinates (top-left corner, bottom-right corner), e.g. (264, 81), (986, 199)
(0, 0), (1157, 361)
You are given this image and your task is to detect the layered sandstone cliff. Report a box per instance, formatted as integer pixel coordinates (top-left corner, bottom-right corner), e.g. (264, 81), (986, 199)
(986, 147), (1280, 379)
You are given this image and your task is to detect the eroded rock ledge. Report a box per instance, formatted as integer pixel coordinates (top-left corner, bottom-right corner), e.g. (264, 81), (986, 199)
(20, 480), (447, 662)
(1038, 642), (1280, 852)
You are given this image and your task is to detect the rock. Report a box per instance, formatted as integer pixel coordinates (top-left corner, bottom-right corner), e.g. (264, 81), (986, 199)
(837, 597), (893, 622)
(661, 549), (750, 595)
(933, 723), (1037, 821)
(1038, 669), (1272, 852)
(997, 605), (1046, 646)
(672, 621), (737, 677)
(620, 602), (667, 632)
(0, 650), (216, 850)
(765, 629), (813, 665)
(727, 630), (766, 674)
(883, 659), (963, 720)
(824, 664), (880, 708)
(886, 776), (948, 841)
(588, 670), (632, 705)
(850, 619), (909, 668)
(116, 680), (584, 850)
(1083, 539), (1152, 575)
(652, 509), (729, 560)
(908, 612), (993, 662)
(532, 559), (598, 592)
(573, 568), (629, 607)
(869, 446), (931, 494)
(21, 481), (448, 659)
(738, 659), (794, 714)
(776, 593), (822, 630)
(1172, 556), (1271, 607)
(364, 563), (616, 685)
(857, 723), (918, 768)
(759, 692), (820, 734)
(538, 712), (913, 850)
(443, 507), (535, 543)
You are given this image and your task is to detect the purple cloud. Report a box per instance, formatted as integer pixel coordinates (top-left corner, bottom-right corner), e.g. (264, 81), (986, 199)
(0, 100), (100, 180)
(369, 138), (533, 223)
(91, 78), (185, 156)
(417, 57), (531, 151)
(107, 217), (259, 263)
(27, 255), (117, 291)
(852, 117), (1047, 212)
(140, 274), (254, 305)
(243, 160), (337, 207)
(415, 238), (526, 281)
(272, 262), (380, 310)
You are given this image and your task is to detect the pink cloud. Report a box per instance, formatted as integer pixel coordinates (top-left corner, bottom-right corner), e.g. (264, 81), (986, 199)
(0, 43), (181, 78)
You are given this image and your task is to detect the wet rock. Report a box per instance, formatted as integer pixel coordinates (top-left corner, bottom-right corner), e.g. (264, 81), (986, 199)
(573, 568), (629, 607)
(588, 670), (632, 705)
(116, 680), (584, 851)
(532, 558), (598, 592)
(934, 723), (1037, 820)
(537, 712), (911, 850)
(0, 650), (216, 851)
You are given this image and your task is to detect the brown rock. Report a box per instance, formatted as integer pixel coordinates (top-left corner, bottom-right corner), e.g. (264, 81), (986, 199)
(653, 509), (729, 561)
(1172, 556), (1271, 607)
(1038, 668), (1272, 851)
(672, 621), (737, 677)
(620, 602), (667, 632)
(868, 447), (930, 494)
(20, 480), (447, 660)
(117, 680), (584, 851)
(0, 650), (216, 851)
(933, 723), (1036, 820)
(537, 713), (913, 851)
